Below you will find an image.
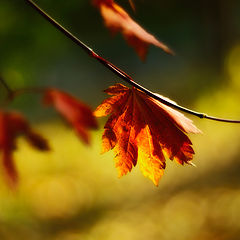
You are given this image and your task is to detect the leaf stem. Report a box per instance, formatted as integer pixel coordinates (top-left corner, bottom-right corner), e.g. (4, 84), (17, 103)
(24, 0), (240, 124)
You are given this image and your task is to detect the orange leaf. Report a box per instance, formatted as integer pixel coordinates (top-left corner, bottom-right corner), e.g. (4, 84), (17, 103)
(93, 0), (173, 60)
(95, 84), (201, 185)
(43, 89), (98, 144)
(0, 111), (49, 186)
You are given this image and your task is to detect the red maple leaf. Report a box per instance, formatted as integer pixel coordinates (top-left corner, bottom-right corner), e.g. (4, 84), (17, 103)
(93, 0), (173, 60)
(95, 84), (201, 185)
(0, 111), (49, 186)
(43, 89), (98, 144)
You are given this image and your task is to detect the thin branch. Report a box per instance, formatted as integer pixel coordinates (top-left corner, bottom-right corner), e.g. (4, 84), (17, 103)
(0, 77), (14, 98)
(204, 115), (240, 123)
(12, 87), (45, 97)
(24, 0), (240, 124)
(0, 86), (46, 108)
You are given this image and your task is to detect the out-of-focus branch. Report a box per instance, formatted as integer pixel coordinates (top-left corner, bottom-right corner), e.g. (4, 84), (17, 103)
(0, 77), (14, 99)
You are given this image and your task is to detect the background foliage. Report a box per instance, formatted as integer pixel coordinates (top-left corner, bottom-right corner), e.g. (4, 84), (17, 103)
(0, 0), (240, 239)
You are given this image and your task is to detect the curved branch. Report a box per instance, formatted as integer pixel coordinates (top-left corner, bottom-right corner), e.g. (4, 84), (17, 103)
(24, 0), (240, 124)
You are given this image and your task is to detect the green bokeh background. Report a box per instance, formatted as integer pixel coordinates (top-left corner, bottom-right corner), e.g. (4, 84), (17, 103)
(1, 0), (240, 239)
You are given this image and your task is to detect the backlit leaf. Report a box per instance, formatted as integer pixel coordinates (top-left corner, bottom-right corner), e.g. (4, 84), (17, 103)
(95, 84), (201, 185)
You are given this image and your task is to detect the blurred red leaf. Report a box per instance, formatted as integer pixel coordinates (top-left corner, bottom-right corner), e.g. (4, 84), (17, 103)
(43, 89), (98, 144)
(93, 0), (173, 60)
(0, 111), (49, 186)
(95, 84), (200, 185)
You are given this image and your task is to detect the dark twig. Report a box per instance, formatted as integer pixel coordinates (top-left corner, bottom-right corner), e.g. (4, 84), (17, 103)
(0, 77), (14, 98)
(12, 87), (45, 97)
(24, 0), (240, 123)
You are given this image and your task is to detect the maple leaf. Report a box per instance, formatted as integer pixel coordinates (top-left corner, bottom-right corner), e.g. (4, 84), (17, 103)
(95, 84), (201, 185)
(0, 111), (49, 186)
(93, 0), (173, 60)
(43, 89), (98, 144)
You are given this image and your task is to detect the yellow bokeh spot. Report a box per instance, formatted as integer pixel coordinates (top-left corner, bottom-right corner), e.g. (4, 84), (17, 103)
(27, 176), (92, 219)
